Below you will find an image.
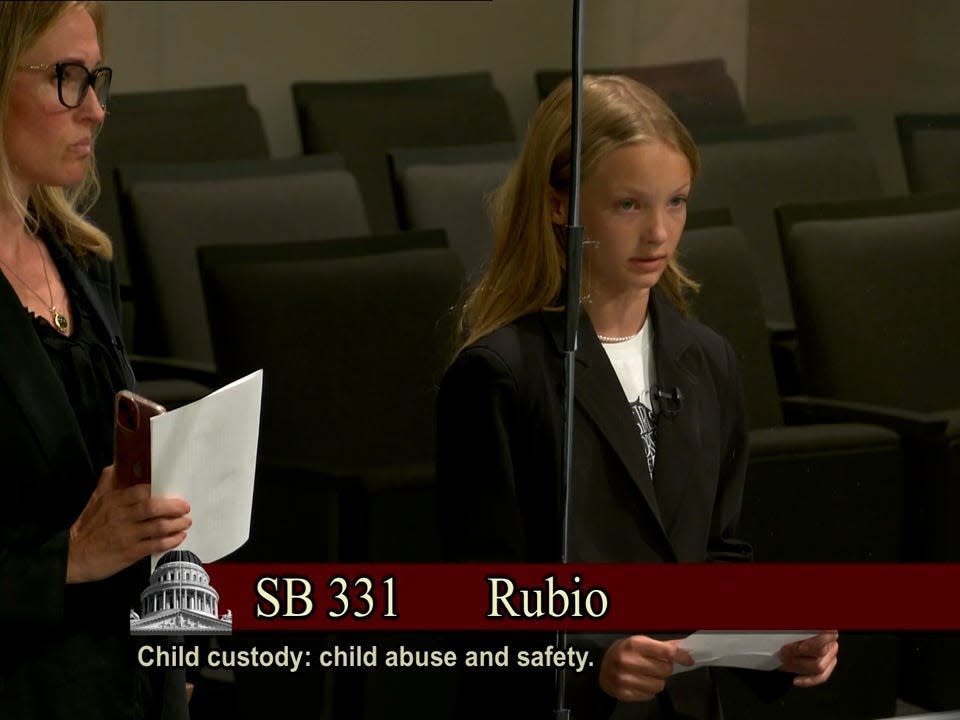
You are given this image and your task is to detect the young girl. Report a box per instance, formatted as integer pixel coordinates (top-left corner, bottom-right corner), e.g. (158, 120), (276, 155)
(436, 75), (837, 719)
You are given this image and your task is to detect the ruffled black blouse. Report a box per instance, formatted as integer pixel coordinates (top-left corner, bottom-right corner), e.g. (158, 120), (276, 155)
(30, 239), (126, 475)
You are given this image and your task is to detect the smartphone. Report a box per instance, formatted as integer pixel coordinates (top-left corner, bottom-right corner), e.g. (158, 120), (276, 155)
(114, 390), (166, 487)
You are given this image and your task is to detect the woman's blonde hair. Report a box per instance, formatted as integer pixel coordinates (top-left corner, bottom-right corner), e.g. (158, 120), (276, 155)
(460, 74), (700, 350)
(0, 1), (111, 259)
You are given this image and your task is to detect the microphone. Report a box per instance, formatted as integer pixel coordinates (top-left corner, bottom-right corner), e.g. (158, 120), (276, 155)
(654, 386), (684, 417)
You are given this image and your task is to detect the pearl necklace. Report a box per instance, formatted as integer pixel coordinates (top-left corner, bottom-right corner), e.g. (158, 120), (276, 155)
(0, 239), (70, 334)
(596, 331), (639, 344)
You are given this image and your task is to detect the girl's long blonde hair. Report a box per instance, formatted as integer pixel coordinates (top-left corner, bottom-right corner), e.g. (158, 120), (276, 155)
(0, 1), (111, 258)
(460, 75), (700, 350)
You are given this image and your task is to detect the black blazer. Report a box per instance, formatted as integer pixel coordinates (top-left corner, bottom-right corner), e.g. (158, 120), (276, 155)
(437, 288), (752, 720)
(0, 234), (175, 719)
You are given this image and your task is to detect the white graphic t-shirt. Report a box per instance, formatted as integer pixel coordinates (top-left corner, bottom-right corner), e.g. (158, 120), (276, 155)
(600, 320), (657, 480)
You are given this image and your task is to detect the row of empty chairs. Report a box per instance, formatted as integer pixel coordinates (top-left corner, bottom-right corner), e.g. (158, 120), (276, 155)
(90, 68), (960, 345)
(293, 72), (516, 234)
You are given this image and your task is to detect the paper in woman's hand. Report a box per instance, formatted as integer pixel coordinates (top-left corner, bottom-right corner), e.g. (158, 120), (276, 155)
(672, 631), (816, 674)
(147, 370), (263, 568)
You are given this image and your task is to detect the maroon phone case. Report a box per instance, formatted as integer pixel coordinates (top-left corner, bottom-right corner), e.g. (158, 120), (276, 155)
(114, 390), (166, 487)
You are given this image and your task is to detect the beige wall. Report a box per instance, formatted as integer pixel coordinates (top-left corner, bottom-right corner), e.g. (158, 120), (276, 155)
(747, 0), (960, 193)
(104, 0), (747, 157)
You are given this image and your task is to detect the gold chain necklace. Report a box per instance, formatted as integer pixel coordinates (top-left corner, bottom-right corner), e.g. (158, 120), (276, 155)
(0, 239), (70, 334)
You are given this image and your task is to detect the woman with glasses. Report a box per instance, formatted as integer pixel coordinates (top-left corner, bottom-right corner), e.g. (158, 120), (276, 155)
(0, 3), (191, 718)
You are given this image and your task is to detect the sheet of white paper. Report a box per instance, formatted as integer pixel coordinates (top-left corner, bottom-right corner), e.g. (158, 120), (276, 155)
(672, 631), (817, 674)
(149, 370), (262, 568)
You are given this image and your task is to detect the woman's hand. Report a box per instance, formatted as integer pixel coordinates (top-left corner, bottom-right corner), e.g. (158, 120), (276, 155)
(779, 632), (839, 687)
(599, 635), (694, 702)
(66, 465), (192, 584)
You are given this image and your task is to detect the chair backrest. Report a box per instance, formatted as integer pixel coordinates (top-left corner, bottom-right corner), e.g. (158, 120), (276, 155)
(198, 246), (466, 471)
(293, 73), (515, 234)
(896, 113), (960, 194)
(292, 71), (497, 135)
(679, 221), (784, 430)
(107, 83), (253, 111)
(690, 117), (883, 330)
(90, 84), (270, 287)
(777, 195), (960, 412)
(197, 228), (448, 270)
(535, 58), (747, 131)
(118, 154), (368, 364)
(389, 142), (518, 282)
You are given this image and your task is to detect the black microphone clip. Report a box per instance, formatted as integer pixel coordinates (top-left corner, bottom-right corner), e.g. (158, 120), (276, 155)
(654, 386), (684, 417)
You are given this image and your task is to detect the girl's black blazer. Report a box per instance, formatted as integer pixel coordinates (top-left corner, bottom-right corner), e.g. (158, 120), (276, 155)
(437, 287), (754, 719)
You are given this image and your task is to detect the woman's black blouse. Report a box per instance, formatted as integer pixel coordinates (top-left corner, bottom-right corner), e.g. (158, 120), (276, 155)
(31, 240), (127, 476)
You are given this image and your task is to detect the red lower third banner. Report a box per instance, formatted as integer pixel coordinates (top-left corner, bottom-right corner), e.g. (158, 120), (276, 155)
(201, 563), (960, 631)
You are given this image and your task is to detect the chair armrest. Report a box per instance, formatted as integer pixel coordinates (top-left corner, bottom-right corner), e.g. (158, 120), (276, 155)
(765, 320), (796, 344)
(128, 353), (220, 386)
(781, 395), (948, 439)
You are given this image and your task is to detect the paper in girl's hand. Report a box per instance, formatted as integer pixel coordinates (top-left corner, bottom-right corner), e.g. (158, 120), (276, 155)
(672, 631), (817, 675)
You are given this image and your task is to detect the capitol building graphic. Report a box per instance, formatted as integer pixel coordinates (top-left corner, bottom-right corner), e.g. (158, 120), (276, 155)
(130, 550), (232, 635)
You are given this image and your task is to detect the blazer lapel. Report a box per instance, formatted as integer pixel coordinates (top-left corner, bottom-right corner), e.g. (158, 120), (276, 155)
(0, 267), (93, 482)
(543, 309), (671, 546)
(649, 290), (705, 546)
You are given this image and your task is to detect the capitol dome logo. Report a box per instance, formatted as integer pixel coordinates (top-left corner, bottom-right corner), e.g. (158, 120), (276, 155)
(130, 550), (232, 635)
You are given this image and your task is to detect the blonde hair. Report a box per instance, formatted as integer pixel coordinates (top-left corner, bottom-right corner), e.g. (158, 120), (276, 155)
(0, 1), (111, 259)
(460, 75), (700, 350)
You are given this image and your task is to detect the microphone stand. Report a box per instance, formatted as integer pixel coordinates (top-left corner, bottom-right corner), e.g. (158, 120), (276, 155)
(556, 1), (585, 718)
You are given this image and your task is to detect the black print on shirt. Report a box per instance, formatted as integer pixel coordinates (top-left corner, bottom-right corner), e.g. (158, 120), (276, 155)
(629, 398), (657, 480)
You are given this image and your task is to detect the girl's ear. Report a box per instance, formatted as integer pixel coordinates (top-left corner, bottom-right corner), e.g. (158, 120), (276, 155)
(550, 188), (569, 225)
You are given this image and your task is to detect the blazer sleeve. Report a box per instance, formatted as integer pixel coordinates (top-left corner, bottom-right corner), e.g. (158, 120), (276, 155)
(0, 515), (70, 628)
(706, 337), (753, 564)
(0, 252), (126, 629)
(436, 345), (527, 562)
(707, 339), (796, 701)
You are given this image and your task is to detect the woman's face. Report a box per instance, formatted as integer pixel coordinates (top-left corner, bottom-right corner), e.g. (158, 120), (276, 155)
(4, 6), (105, 198)
(567, 141), (692, 303)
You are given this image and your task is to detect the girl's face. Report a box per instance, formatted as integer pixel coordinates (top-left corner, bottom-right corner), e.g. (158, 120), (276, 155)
(560, 141), (691, 303)
(5, 6), (105, 199)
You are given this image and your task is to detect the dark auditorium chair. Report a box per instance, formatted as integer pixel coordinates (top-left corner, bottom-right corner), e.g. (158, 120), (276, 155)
(115, 154), (367, 407)
(896, 113), (960, 194)
(535, 58), (747, 132)
(90, 84), (269, 302)
(690, 116), (883, 333)
(678, 220), (903, 720)
(199, 240), (464, 720)
(776, 194), (960, 712)
(197, 238), (462, 563)
(292, 72), (516, 234)
(388, 142), (518, 282)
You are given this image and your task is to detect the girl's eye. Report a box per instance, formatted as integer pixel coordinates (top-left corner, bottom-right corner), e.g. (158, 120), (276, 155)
(669, 196), (688, 208)
(617, 199), (636, 211)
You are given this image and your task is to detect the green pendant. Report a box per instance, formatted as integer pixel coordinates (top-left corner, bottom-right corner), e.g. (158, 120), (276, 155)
(53, 310), (69, 333)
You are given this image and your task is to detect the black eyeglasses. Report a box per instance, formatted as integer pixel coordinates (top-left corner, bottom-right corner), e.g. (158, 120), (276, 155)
(16, 62), (113, 110)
